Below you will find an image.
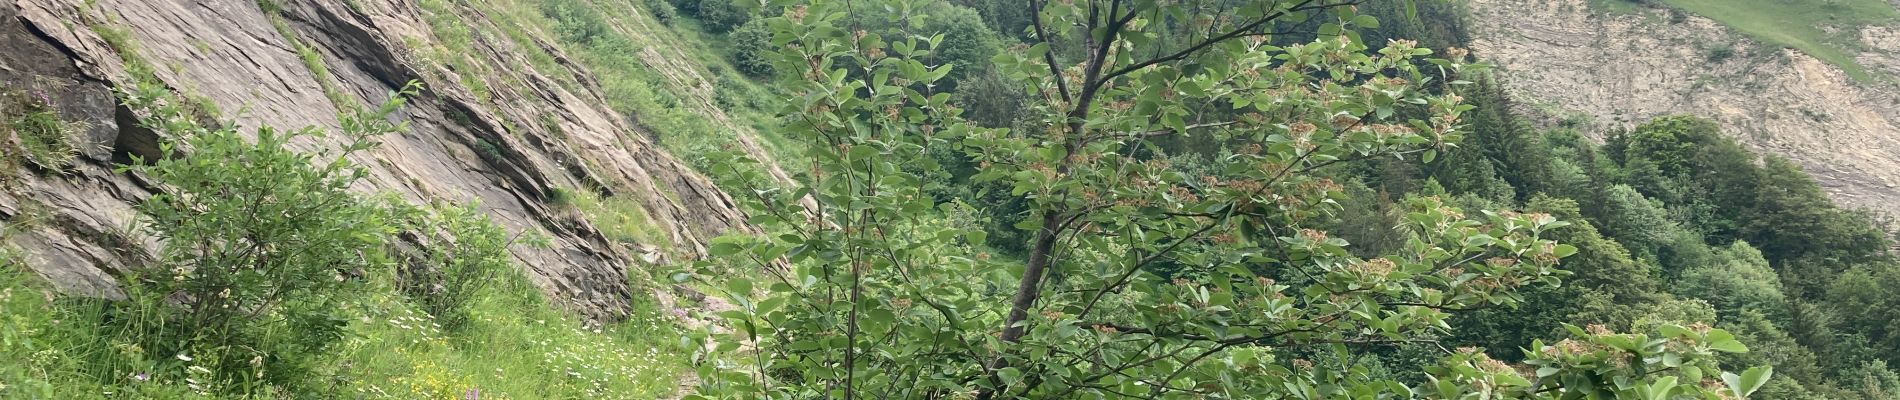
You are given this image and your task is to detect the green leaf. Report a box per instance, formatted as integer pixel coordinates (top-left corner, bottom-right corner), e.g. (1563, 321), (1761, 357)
(1317, 23), (1341, 37)
(1434, 379), (1460, 398)
(1553, 244), (1578, 258)
(727, 277), (754, 297)
(1709, 339), (1749, 353)
(756, 296), (786, 316)
(715, 310), (749, 322)
(709, 241), (743, 256)
(866, 308), (896, 327)
(1162, 114), (1186, 133)
(999, 367), (1023, 385)
(1644, 376), (1677, 400)
(848, 145), (878, 161)
(1657, 325), (1689, 338)
(1724, 366), (1773, 398)
(1352, 14), (1379, 29)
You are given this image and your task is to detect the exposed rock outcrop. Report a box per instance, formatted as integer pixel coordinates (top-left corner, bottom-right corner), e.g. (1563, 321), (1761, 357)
(0, 0), (756, 318)
(1466, 0), (1900, 215)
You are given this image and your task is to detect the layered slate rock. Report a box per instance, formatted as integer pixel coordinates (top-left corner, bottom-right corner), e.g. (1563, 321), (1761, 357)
(0, 0), (755, 318)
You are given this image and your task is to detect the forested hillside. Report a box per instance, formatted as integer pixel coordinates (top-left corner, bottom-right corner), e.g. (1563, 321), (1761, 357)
(1, 0), (1896, 398)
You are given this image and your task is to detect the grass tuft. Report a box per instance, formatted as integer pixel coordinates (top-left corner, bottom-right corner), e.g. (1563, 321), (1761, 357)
(568, 188), (676, 251)
(1, 89), (83, 174)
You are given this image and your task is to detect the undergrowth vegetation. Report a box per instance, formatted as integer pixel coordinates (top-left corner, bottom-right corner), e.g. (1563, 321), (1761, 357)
(11, 0), (1899, 397)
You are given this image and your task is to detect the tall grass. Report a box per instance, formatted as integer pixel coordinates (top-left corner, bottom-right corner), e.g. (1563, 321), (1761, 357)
(1, 89), (83, 174)
(330, 266), (688, 399)
(568, 188), (677, 253)
(0, 248), (688, 399)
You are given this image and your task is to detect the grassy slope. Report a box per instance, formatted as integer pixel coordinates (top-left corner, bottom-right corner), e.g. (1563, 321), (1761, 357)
(2, 34), (692, 400)
(373, 1), (792, 393)
(460, 0), (798, 258)
(0, 1), (773, 396)
(1658, 0), (1899, 81)
(473, 0), (797, 180)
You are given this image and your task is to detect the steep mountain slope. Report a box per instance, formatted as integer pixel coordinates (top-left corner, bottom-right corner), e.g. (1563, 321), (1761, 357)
(1465, 0), (1900, 215)
(0, 0), (761, 317)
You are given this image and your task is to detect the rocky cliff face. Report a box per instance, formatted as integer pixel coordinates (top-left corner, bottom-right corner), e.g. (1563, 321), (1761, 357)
(0, 0), (756, 317)
(1466, 0), (1900, 215)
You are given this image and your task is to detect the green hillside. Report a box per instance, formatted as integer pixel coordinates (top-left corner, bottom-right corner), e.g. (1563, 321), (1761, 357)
(6, 0), (1900, 398)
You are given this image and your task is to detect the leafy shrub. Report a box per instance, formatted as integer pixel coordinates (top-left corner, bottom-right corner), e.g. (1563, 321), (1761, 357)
(950, 0), (1035, 40)
(950, 66), (1026, 129)
(917, 3), (1000, 91)
(672, 0), (751, 32)
(1679, 242), (1789, 321)
(645, 0), (678, 24)
(728, 19), (775, 78)
(396, 202), (521, 332)
(539, 0), (613, 45)
(545, 186), (576, 208)
(106, 83), (421, 393)
(129, 127), (374, 390)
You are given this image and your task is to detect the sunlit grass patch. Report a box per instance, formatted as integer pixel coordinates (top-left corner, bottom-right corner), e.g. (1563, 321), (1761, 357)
(335, 286), (688, 399)
(1659, 0), (1899, 82)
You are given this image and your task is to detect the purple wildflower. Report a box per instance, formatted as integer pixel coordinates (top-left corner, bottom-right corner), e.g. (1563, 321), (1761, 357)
(464, 388), (480, 400)
(133, 372), (149, 382)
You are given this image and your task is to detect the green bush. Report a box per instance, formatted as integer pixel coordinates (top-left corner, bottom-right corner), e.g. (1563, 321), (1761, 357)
(950, 65), (1025, 129)
(645, 0), (678, 23)
(919, 3), (1001, 91)
(396, 202), (521, 332)
(98, 83), (420, 394)
(673, 0), (751, 32)
(728, 19), (775, 78)
(539, 0), (612, 45)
